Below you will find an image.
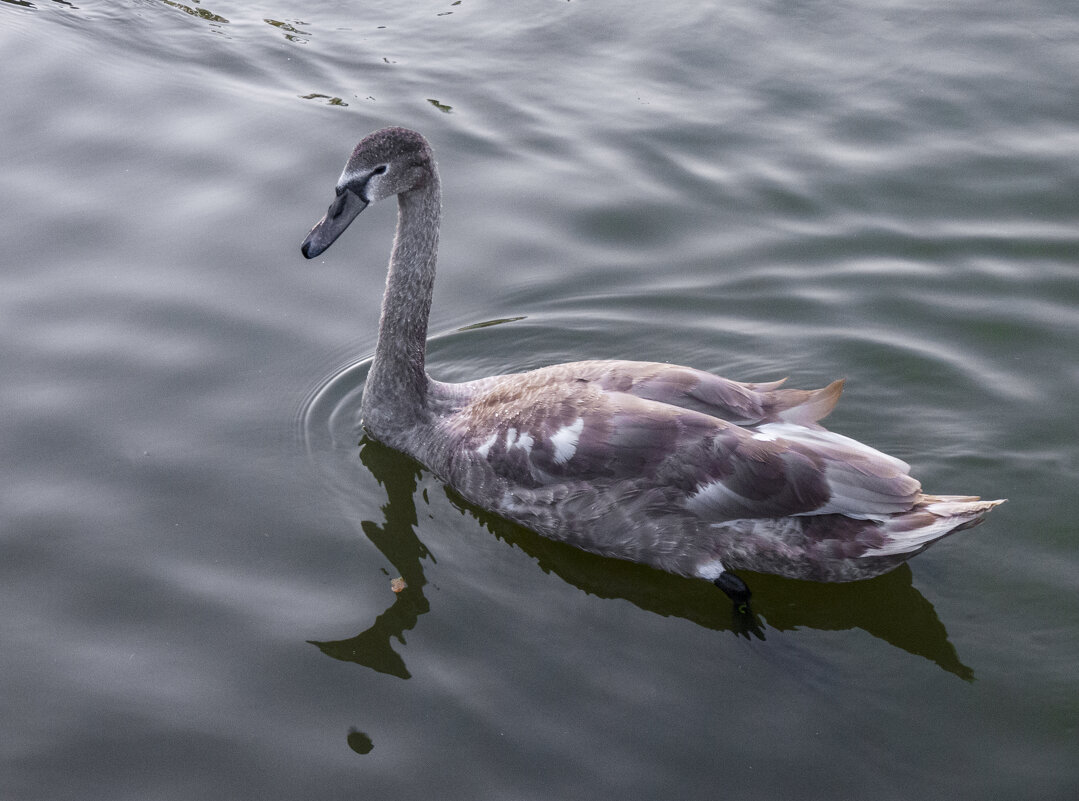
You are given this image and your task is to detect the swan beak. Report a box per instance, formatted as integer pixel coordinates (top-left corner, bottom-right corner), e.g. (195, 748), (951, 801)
(301, 187), (369, 259)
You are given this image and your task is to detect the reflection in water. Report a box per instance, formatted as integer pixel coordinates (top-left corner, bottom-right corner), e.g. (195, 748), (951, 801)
(159, 0), (229, 24)
(299, 93), (349, 107)
(308, 439), (431, 679)
(346, 729), (374, 755)
(312, 438), (973, 682)
(264, 18), (309, 44)
(449, 487), (974, 680)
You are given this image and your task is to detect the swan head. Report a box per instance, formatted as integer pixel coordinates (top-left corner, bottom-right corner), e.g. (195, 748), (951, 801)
(301, 127), (434, 259)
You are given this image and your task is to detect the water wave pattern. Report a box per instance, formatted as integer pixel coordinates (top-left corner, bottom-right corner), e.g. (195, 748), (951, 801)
(4, 1), (1079, 799)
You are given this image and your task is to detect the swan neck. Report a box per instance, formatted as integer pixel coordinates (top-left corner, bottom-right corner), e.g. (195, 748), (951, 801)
(364, 171), (441, 432)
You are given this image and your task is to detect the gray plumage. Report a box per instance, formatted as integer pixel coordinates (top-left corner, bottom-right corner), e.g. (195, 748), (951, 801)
(301, 127), (1003, 597)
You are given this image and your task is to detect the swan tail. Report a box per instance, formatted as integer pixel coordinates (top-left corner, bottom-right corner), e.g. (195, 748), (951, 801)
(768, 378), (846, 425)
(862, 495), (1006, 557)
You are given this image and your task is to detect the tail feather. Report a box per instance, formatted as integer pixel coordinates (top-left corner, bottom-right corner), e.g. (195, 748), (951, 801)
(861, 495), (1006, 557)
(769, 378), (846, 426)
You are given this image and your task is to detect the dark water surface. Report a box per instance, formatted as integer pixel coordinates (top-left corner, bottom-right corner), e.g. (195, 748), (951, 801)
(3, 1), (1078, 798)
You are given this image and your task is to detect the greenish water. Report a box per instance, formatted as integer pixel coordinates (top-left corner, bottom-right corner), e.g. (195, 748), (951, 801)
(2, 1), (1077, 799)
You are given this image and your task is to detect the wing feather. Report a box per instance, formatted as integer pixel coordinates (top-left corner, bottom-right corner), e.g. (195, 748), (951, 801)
(447, 369), (920, 525)
(547, 360), (843, 425)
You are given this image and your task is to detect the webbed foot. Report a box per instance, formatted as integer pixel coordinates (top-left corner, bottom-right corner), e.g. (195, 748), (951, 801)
(714, 571), (752, 612)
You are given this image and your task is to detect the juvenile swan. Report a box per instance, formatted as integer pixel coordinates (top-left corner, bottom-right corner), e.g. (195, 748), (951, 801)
(301, 127), (1003, 605)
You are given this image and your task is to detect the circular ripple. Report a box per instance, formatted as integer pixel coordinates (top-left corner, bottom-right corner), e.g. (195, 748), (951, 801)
(297, 354), (372, 464)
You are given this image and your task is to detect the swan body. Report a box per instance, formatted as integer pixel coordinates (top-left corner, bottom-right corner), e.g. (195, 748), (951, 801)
(301, 127), (1003, 604)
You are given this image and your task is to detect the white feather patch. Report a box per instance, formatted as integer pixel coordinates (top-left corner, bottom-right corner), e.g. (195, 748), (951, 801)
(475, 432), (498, 459)
(695, 558), (727, 581)
(687, 478), (757, 513)
(550, 417), (584, 465)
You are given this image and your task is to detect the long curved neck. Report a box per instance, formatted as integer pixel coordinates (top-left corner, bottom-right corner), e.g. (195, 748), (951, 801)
(362, 169), (441, 437)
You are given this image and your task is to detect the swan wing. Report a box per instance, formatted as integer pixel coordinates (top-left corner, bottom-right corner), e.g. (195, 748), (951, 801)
(536, 360), (843, 426)
(445, 361), (843, 426)
(446, 373), (919, 523)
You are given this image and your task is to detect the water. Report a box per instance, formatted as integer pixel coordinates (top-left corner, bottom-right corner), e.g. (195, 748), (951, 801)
(3, 1), (1077, 798)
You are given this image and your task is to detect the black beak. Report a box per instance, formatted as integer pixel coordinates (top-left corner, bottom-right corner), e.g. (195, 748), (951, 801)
(301, 187), (369, 259)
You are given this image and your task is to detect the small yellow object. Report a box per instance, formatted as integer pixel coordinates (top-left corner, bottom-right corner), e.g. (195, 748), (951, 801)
(390, 577), (407, 593)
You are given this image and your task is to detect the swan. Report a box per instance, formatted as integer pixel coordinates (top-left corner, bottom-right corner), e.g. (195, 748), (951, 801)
(301, 126), (1003, 606)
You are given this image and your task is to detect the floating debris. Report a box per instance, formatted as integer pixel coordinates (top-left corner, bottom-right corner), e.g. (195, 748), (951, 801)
(390, 577), (407, 593)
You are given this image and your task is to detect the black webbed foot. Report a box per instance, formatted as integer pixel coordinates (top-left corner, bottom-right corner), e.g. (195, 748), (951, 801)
(714, 571), (752, 612)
